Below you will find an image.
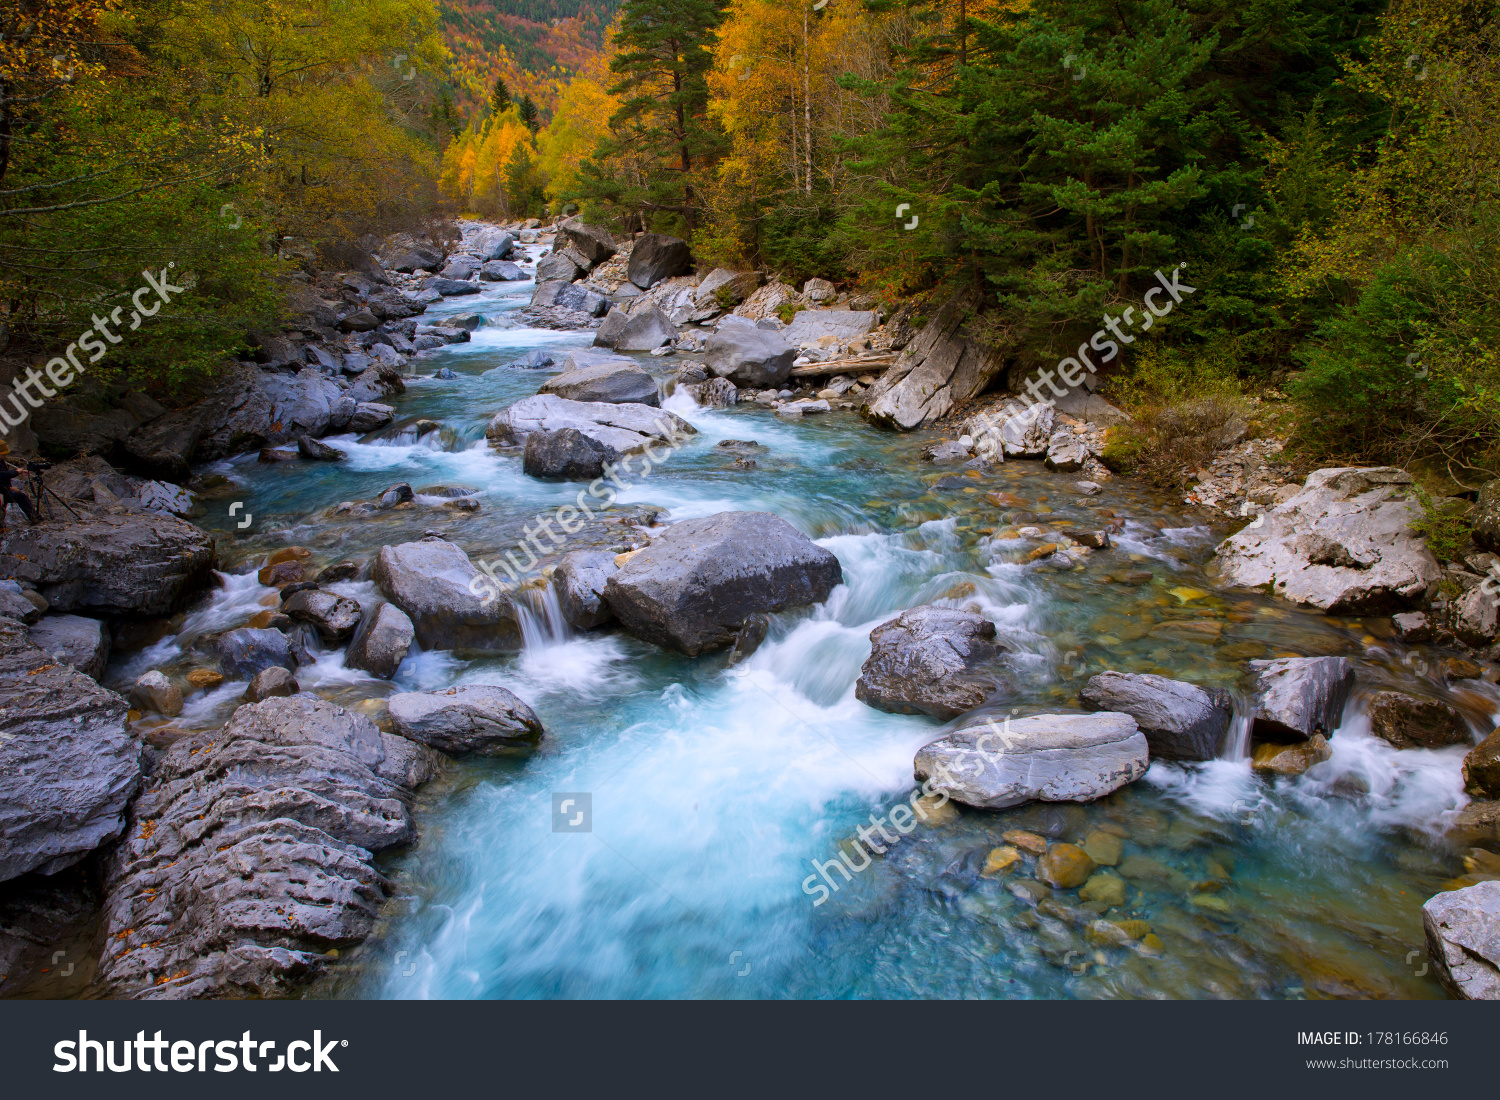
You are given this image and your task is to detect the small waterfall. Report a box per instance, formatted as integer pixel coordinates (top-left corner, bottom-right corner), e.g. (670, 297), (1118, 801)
(515, 582), (571, 649)
(1222, 692), (1254, 760)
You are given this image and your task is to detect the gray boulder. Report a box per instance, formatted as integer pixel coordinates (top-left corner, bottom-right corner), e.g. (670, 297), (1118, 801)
(0, 617), (138, 883)
(555, 550), (618, 630)
(1424, 880), (1500, 1000)
(480, 260), (523, 281)
(297, 433), (345, 462)
(1079, 672), (1232, 761)
(1215, 467), (1441, 612)
(1045, 430), (1089, 472)
(862, 292), (1005, 430)
(27, 614), (109, 680)
(244, 665), (299, 703)
(604, 512), (843, 655)
(628, 233), (692, 289)
(96, 695), (437, 998)
(424, 276), (481, 297)
(380, 232), (444, 272)
(0, 589), (40, 624)
(509, 350), (556, 370)
(348, 401), (396, 433)
(540, 355), (659, 406)
(696, 268), (759, 306)
(344, 602), (414, 679)
(782, 309), (877, 347)
(534, 280), (609, 316)
(704, 327), (796, 388)
(1248, 656), (1355, 741)
(966, 401), (1055, 459)
(559, 220), (617, 267)
(1454, 583), (1499, 646)
(681, 377), (738, 409)
(216, 627), (298, 680)
(855, 605), (1002, 720)
(372, 539), (520, 651)
(470, 227), (516, 261)
(536, 253), (581, 284)
(282, 589), (362, 643)
(605, 306), (675, 352)
(523, 427), (612, 480)
(1473, 479), (1500, 552)
(488, 394), (693, 458)
(0, 513), (215, 617)
(440, 255), (481, 280)
(913, 712), (1149, 810)
(386, 685), (543, 755)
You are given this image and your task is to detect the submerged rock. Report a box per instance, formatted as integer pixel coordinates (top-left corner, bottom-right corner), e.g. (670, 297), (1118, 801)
(603, 511), (843, 656)
(1214, 467), (1441, 612)
(97, 696), (439, 998)
(913, 712), (1149, 810)
(386, 685), (543, 755)
(0, 617), (138, 883)
(1250, 734), (1332, 777)
(372, 539), (520, 652)
(1423, 880), (1500, 999)
(1079, 672), (1232, 761)
(1248, 656), (1355, 741)
(855, 605), (1003, 720)
(1367, 691), (1470, 749)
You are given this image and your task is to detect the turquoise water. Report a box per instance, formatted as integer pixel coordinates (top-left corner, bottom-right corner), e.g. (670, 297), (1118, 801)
(155, 260), (1489, 1001)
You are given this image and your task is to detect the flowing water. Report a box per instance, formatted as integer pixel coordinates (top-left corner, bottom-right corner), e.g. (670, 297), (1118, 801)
(119, 250), (1499, 1000)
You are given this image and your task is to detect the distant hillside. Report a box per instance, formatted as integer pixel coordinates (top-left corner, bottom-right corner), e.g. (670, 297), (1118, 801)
(439, 0), (620, 120)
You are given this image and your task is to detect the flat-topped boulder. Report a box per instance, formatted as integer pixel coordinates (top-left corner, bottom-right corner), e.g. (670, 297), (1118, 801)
(603, 511), (843, 655)
(540, 353), (659, 406)
(372, 539), (520, 651)
(594, 305), (675, 351)
(1424, 881), (1500, 1000)
(387, 685), (543, 755)
(913, 711), (1149, 810)
(96, 695), (440, 998)
(0, 512), (215, 617)
(855, 605), (1003, 719)
(1248, 656), (1354, 741)
(1214, 467), (1441, 612)
(0, 616), (138, 883)
(1079, 671), (1232, 761)
(783, 309), (878, 346)
(487, 393), (693, 457)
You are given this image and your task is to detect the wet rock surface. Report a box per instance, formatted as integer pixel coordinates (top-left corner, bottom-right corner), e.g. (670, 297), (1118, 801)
(1424, 880), (1500, 999)
(855, 605), (1003, 719)
(97, 696), (439, 999)
(1366, 691), (1470, 749)
(387, 685), (543, 755)
(372, 539), (520, 652)
(1248, 656), (1355, 741)
(604, 511), (843, 655)
(1079, 672), (1232, 761)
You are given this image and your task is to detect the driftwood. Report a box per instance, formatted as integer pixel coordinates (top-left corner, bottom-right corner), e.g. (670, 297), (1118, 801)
(788, 353), (897, 379)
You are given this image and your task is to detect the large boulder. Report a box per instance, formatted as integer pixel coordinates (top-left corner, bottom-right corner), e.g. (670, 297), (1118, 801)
(1453, 583), (1499, 647)
(1214, 467), (1442, 612)
(558, 220), (617, 267)
(1045, 430), (1089, 472)
(604, 511), (843, 655)
(539, 354), (659, 406)
(696, 268), (759, 306)
(536, 252), (582, 284)
(855, 605), (1003, 719)
(424, 276), (481, 297)
(372, 539), (520, 651)
(282, 588), (362, 643)
(470, 226), (516, 261)
(968, 401), (1055, 459)
(480, 259), (523, 282)
(1079, 672), (1232, 761)
(596, 306), (675, 352)
(487, 394), (694, 458)
(782, 310), (878, 347)
(215, 626), (297, 680)
(913, 711), (1149, 810)
(386, 685), (543, 755)
(440, 255), (480, 280)
(554, 550), (618, 630)
(96, 695), (439, 998)
(1248, 656), (1355, 741)
(704, 326), (797, 388)
(532, 280), (609, 316)
(27, 614), (108, 680)
(862, 292), (1005, 430)
(0, 617), (138, 883)
(628, 233), (693, 289)
(0, 513), (215, 617)
(344, 602), (415, 679)
(379, 232), (444, 272)
(1423, 881), (1500, 1000)
(523, 427), (613, 480)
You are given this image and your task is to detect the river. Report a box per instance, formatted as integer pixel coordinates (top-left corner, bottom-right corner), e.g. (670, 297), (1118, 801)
(144, 243), (1489, 1000)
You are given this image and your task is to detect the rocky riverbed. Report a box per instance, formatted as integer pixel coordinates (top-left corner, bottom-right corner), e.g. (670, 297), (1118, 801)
(2, 219), (1499, 1001)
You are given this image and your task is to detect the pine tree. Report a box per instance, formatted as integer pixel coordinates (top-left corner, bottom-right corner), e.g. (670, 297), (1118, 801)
(490, 76), (511, 115)
(519, 94), (539, 133)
